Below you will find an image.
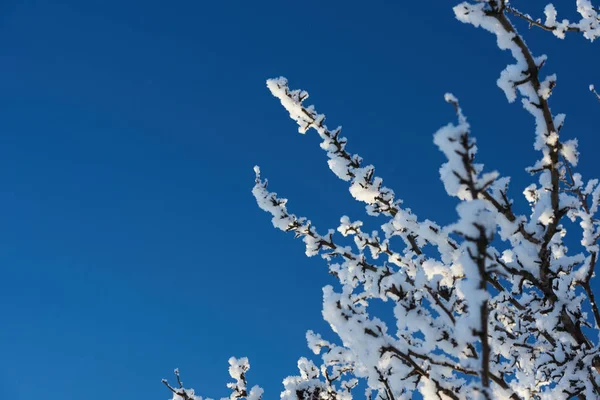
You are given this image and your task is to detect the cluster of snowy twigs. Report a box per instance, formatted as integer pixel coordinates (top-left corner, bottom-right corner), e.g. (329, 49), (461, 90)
(164, 1), (600, 399)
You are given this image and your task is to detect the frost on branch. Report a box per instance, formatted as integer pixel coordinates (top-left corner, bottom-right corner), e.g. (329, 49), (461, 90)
(591, 84), (600, 102)
(162, 360), (263, 400)
(167, 2), (600, 399)
(504, 1), (600, 41)
(226, 357), (264, 400)
(162, 369), (203, 400)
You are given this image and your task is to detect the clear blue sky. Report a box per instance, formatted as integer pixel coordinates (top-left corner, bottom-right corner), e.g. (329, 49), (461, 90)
(0, 1), (598, 399)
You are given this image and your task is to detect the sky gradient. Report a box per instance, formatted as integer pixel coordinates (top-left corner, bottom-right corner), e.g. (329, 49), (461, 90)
(1, 1), (599, 399)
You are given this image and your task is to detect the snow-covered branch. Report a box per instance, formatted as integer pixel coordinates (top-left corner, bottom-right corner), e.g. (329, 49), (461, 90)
(591, 84), (600, 102)
(162, 360), (263, 400)
(166, 2), (600, 399)
(265, 77), (457, 259)
(506, 1), (600, 41)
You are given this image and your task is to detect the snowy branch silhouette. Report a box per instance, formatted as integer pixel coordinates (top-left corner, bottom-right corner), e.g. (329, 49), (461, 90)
(164, 1), (600, 399)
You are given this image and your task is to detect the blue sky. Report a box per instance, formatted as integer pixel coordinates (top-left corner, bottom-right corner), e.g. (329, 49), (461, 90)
(0, 1), (599, 399)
